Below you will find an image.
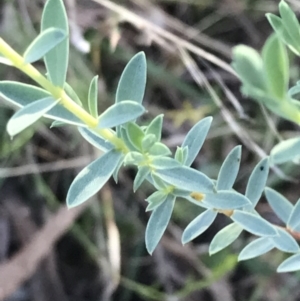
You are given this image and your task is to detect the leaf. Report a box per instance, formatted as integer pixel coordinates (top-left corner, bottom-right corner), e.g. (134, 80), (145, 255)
(145, 114), (163, 141)
(116, 52), (146, 104)
(141, 134), (157, 152)
(231, 210), (277, 237)
(23, 28), (67, 63)
(146, 191), (168, 211)
(126, 122), (144, 150)
(7, 97), (59, 136)
(155, 166), (214, 193)
(262, 34), (289, 99)
(181, 117), (213, 166)
(209, 223), (243, 255)
(150, 173), (169, 190)
(182, 209), (217, 244)
(67, 149), (123, 208)
(42, 0), (69, 87)
(203, 191), (250, 210)
(133, 166), (150, 192)
(264, 187), (293, 224)
(244, 157), (269, 209)
(78, 127), (113, 152)
(279, 0), (300, 50)
(64, 82), (82, 106)
(216, 146), (241, 190)
(0, 54), (12, 65)
(238, 237), (274, 261)
(151, 157), (181, 170)
(277, 253), (300, 273)
(120, 127), (139, 151)
(271, 227), (299, 253)
(288, 198), (300, 231)
(270, 137), (300, 164)
(232, 45), (267, 91)
(266, 14), (299, 55)
(97, 101), (145, 129)
(149, 142), (172, 156)
(112, 157), (124, 183)
(145, 194), (175, 254)
(0, 81), (84, 126)
(88, 75), (98, 118)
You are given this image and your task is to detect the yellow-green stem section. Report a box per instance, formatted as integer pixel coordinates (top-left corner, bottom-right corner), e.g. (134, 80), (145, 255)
(0, 38), (128, 152)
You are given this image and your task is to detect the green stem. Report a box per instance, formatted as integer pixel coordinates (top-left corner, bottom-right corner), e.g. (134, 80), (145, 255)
(0, 38), (128, 152)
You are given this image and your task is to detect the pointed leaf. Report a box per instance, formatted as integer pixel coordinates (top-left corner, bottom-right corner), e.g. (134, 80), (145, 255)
(265, 187), (293, 224)
(216, 146), (241, 190)
(182, 117), (213, 166)
(149, 142), (172, 156)
(67, 150), (123, 207)
(151, 157), (181, 170)
(126, 122), (144, 150)
(7, 97), (59, 136)
(277, 253), (300, 273)
(146, 191), (168, 212)
(145, 114), (163, 141)
(209, 223), (243, 255)
(262, 34), (289, 99)
(97, 101), (145, 129)
(288, 198), (300, 231)
(64, 82), (82, 105)
(203, 191), (250, 209)
(238, 237), (274, 261)
(182, 209), (217, 244)
(270, 137), (300, 164)
(78, 127), (113, 152)
(141, 134), (157, 152)
(133, 166), (151, 192)
(231, 210), (277, 236)
(24, 28), (66, 63)
(146, 194), (175, 254)
(155, 166), (214, 193)
(272, 227), (299, 253)
(42, 0), (69, 87)
(0, 81), (84, 125)
(116, 52), (146, 104)
(88, 75), (98, 118)
(245, 157), (269, 209)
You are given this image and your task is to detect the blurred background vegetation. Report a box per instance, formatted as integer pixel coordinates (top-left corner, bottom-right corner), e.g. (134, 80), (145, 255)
(1, 0), (300, 300)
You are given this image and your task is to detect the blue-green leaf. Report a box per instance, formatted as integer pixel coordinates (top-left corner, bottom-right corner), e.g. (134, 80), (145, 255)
(88, 75), (98, 118)
(7, 97), (59, 136)
(67, 150), (123, 207)
(203, 191), (250, 209)
(78, 127), (113, 152)
(209, 223), (243, 255)
(182, 117), (213, 166)
(216, 146), (241, 190)
(155, 166), (214, 193)
(0, 81), (84, 126)
(97, 101), (145, 129)
(126, 122), (144, 150)
(64, 82), (82, 106)
(133, 166), (151, 192)
(265, 187), (293, 224)
(146, 191), (168, 211)
(231, 210), (277, 236)
(238, 237), (274, 261)
(277, 253), (300, 273)
(182, 209), (217, 244)
(145, 114), (163, 142)
(41, 0), (69, 87)
(24, 28), (66, 63)
(245, 157), (269, 209)
(141, 134), (157, 152)
(151, 157), (181, 170)
(262, 33), (289, 99)
(116, 52), (146, 104)
(149, 142), (172, 156)
(272, 227), (299, 253)
(270, 137), (300, 164)
(146, 194), (175, 254)
(288, 198), (300, 231)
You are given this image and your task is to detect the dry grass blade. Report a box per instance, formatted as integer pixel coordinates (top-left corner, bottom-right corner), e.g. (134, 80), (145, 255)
(91, 0), (236, 75)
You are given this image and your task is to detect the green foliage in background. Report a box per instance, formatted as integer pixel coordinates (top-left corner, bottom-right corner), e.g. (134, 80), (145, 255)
(1, 0), (300, 273)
